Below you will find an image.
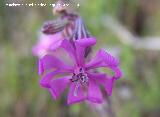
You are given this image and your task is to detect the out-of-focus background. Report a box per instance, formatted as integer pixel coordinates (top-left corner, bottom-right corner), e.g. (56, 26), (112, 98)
(0, 0), (160, 117)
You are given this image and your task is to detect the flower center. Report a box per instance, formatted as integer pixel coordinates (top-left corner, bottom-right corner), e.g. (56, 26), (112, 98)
(70, 67), (89, 96)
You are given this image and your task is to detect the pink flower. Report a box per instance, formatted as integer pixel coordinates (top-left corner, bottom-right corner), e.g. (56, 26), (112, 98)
(39, 38), (122, 104)
(32, 32), (63, 58)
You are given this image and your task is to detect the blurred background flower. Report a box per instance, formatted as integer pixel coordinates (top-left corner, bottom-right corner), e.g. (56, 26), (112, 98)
(0, 0), (160, 117)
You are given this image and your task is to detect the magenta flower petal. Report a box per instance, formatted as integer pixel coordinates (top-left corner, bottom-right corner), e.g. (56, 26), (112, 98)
(75, 44), (85, 66)
(67, 83), (86, 105)
(75, 38), (96, 47)
(38, 59), (44, 75)
(60, 39), (77, 63)
(87, 79), (103, 103)
(88, 72), (114, 96)
(97, 77), (114, 96)
(60, 39), (76, 57)
(49, 76), (71, 100)
(103, 78), (114, 96)
(86, 49), (119, 69)
(100, 49), (119, 66)
(111, 67), (122, 80)
(85, 49), (122, 79)
(75, 38), (97, 66)
(87, 72), (106, 79)
(40, 54), (73, 73)
(40, 70), (67, 88)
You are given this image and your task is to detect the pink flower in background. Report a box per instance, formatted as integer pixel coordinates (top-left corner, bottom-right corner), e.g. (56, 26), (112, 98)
(39, 38), (122, 104)
(32, 32), (63, 58)
(32, 32), (65, 75)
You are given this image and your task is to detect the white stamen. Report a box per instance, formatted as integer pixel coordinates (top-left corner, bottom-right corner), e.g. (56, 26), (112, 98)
(74, 83), (80, 97)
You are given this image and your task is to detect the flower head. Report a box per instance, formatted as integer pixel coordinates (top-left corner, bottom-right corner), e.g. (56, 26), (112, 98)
(39, 38), (122, 104)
